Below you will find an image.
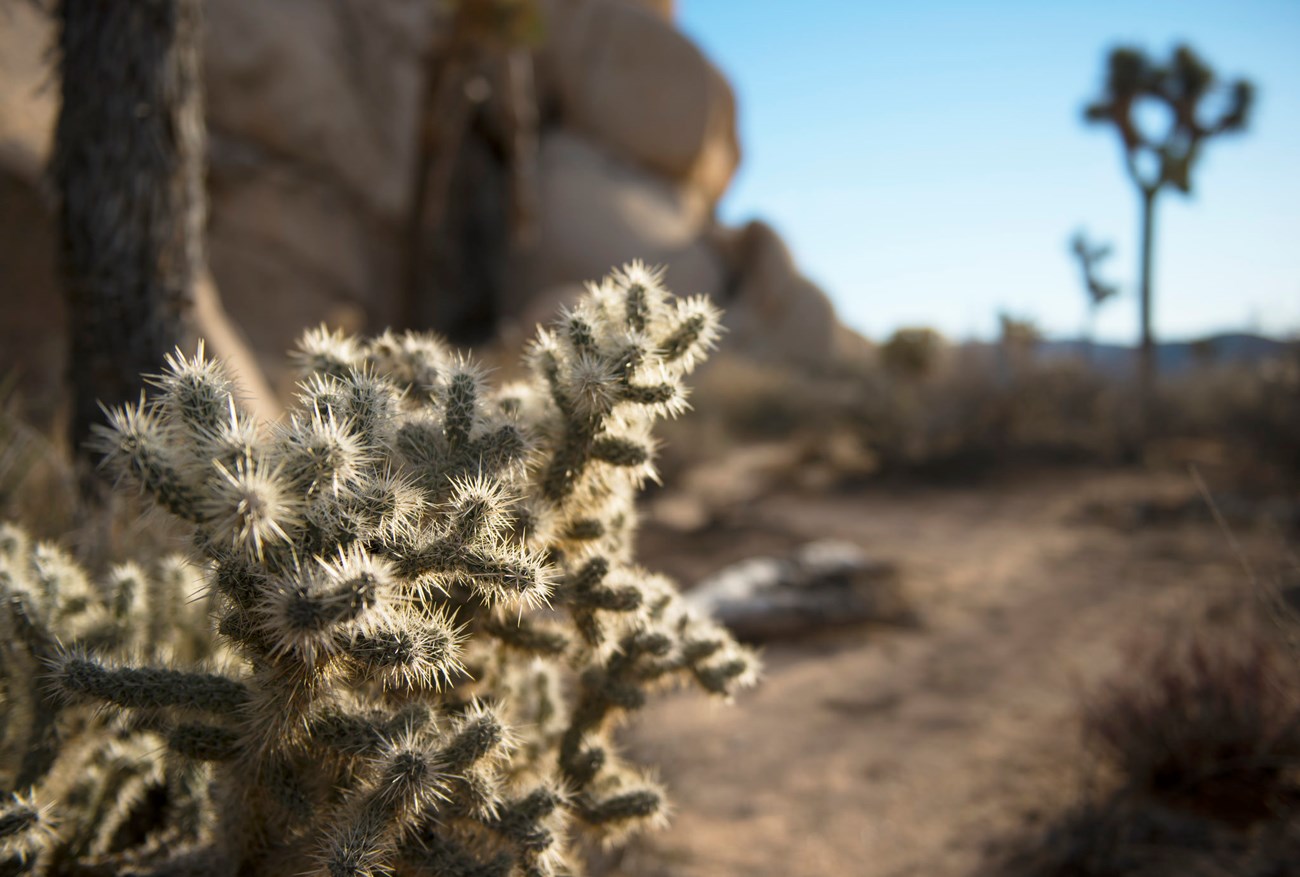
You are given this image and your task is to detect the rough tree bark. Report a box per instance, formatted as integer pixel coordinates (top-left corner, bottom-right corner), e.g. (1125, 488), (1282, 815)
(53, 0), (204, 461)
(403, 1), (541, 347)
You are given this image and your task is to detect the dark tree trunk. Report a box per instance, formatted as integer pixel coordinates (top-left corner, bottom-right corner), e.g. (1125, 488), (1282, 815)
(54, 0), (204, 460)
(406, 116), (509, 347)
(402, 7), (540, 348)
(1137, 191), (1156, 385)
(403, 35), (508, 348)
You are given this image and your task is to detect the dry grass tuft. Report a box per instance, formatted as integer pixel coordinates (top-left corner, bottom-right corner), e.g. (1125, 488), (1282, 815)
(996, 594), (1300, 877)
(1084, 621), (1300, 827)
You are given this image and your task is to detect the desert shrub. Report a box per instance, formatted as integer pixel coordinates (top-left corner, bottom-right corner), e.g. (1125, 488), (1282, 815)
(997, 791), (1300, 877)
(1156, 347), (1300, 492)
(670, 336), (1300, 491)
(1083, 620), (1300, 826)
(660, 338), (1137, 489)
(880, 327), (946, 380)
(995, 601), (1300, 877)
(0, 263), (758, 876)
(849, 347), (1127, 477)
(994, 359), (1125, 460)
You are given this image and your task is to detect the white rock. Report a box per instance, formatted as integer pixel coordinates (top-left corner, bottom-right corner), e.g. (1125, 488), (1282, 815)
(686, 540), (908, 641)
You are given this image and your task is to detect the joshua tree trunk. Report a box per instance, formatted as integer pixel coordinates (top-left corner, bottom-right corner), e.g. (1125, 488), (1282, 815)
(1136, 187), (1157, 435)
(54, 0), (204, 461)
(1137, 188), (1157, 404)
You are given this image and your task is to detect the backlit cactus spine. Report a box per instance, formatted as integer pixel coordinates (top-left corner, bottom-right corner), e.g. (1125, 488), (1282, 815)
(0, 523), (212, 875)
(16, 263), (756, 877)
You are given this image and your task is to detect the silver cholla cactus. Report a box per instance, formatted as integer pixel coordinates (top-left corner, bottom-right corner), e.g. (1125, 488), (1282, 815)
(0, 523), (213, 875)
(1, 263), (758, 877)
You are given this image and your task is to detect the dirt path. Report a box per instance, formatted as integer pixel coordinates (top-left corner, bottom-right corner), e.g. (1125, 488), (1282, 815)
(608, 469), (1288, 877)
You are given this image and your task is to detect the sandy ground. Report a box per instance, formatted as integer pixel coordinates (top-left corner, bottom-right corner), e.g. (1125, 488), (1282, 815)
(597, 467), (1296, 877)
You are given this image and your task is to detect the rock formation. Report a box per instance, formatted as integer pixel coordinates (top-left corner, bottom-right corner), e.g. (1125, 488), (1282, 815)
(686, 541), (911, 642)
(0, 0), (855, 428)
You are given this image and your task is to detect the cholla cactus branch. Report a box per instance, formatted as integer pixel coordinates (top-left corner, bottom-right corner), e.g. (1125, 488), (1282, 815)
(167, 723), (241, 762)
(1, 528), (215, 872)
(55, 658), (250, 713)
(0, 791), (56, 871)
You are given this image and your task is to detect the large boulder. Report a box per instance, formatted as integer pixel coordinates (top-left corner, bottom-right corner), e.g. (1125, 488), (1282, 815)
(716, 220), (843, 369)
(540, 0), (739, 203)
(204, 0), (430, 222)
(205, 164), (394, 384)
(0, 0), (865, 427)
(203, 0), (432, 378)
(509, 130), (725, 330)
(0, 0), (53, 169)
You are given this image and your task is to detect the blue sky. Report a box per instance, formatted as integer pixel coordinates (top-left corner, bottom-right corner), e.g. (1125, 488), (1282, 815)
(678, 1), (1300, 343)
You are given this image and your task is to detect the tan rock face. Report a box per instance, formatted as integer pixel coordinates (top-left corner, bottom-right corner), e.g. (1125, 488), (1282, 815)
(0, 0), (855, 427)
(204, 0), (430, 223)
(541, 0), (739, 203)
(717, 221), (841, 369)
(523, 131), (723, 299)
(203, 0), (431, 378)
(0, 1), (53, 176)
(206, 166), (392, 381)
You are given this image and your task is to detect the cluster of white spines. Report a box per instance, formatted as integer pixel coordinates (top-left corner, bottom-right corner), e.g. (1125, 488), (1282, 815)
(0, 522), (212, 873)
(0, 791), (56, 868)
(0, 522), (204, 659)
(521, 262), (721, 565)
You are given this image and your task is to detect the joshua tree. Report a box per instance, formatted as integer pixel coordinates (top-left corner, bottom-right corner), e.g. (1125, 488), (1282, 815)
(1068, 230), (1120, 356)
(53, 0), (206, 464)
(1083, 44), (1252, 409)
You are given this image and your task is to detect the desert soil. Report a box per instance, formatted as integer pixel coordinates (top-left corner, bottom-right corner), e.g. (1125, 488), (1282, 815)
(600, 467), (1296, 877)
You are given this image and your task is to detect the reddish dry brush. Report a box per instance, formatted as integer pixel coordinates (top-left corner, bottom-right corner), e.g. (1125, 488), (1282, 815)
(1084, 620), (1300, 826)
(995, 586), (1300, 877)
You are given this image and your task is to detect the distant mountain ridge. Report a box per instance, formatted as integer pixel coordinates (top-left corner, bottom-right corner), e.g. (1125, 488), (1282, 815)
(1036, 333), (1294, 375)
